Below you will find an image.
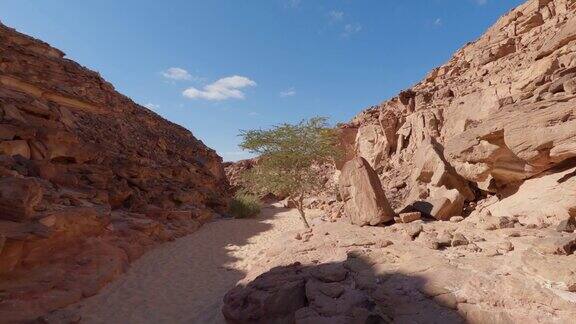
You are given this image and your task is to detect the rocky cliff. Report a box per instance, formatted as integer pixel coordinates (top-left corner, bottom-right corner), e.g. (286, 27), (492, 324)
(222, 1), (576, 322)
(338, 0), (575, 226)
(0, 23), (228, 322)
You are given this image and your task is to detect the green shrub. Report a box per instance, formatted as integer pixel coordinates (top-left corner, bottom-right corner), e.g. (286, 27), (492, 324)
(229, 193), (261, 219)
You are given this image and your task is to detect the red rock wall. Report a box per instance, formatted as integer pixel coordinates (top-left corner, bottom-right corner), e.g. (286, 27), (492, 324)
(0, 23), (229, 321)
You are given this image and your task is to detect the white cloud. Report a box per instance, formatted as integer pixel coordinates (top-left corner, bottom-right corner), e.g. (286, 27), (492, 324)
(162, 67), (193, 81)
(475, 0), (487, 5)
(434, 18), (443, 26)
(342, 23), (362, 37)
(182, 75), (257, 101)
(328, 10), (344, 22)
(144, 103), (160, 110)
(280, 88), (296, 97)
(285, 0), (301, 8)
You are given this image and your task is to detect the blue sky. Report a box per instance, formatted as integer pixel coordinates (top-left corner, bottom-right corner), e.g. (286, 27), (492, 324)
(1, 0), (524, 161)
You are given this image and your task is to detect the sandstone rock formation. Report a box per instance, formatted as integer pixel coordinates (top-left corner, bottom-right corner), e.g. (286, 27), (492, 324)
(223, 1), (576, 320)
(224, 158), (258, 193)
(0, 23), (228, 322)
(222, 211), (576, 323)
(334, 0), (576, 227)
(223, 261), (386, 324)
(339, 157), (395, 226)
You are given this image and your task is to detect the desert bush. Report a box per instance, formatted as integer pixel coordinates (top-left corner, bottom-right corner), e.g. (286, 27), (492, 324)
(229, 193), (261, 218)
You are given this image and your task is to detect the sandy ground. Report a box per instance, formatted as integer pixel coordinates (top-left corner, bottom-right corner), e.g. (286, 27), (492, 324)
(64, 204), (315, 324)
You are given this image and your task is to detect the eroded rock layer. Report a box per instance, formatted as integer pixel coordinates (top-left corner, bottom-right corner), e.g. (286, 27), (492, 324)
(337, 0), (576, 225)
(0, 23), (228, 322)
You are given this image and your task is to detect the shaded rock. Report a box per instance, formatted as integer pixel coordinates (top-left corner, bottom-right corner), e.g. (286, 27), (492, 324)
(534, 235), (576, 255)
(413, 186), (465, 221)
(0, 177), (43, 221)
(556, 212), (576, 233)
(0, 140), (30, 159)
(312, 263), (348, 283)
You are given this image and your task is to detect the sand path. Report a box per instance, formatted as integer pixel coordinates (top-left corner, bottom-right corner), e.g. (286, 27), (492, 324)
(68, 205), (312, 324)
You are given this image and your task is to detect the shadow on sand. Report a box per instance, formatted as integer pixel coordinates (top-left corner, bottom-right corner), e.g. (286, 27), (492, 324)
(221, 253), (465, 324)
(40, 205), (292, 324)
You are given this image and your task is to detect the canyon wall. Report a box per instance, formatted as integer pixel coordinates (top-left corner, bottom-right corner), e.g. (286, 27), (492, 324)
(0, 23), (228, 322)
(338, 0), (576, 226)
(222, 3), (576, 322)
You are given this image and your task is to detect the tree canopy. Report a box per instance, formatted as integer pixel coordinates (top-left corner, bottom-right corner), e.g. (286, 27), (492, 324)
(239, 117), (342, 227)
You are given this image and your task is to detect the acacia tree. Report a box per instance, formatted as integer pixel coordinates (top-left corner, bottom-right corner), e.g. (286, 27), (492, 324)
(239, 117), (342, 228)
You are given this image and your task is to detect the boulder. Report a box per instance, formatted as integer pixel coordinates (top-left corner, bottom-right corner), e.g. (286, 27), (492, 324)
(222, 262), (383, 324)
(398, 211), (421, 223)
(409, 138), (474, 201)
(339, 157), (395, 226)
(0, 177), (43, 221)
(488, 166), (576, 227)
(222, 263), (307, 323)
(412, 186), (465, 221)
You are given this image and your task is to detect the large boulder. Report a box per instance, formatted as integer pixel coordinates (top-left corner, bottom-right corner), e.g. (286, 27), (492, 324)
(222, 262), (383, 324)
(412, 186), (465, 221)
(339, 157), (395, 226)
(222, 263), (307, 324)
(488, 165), (576, 227)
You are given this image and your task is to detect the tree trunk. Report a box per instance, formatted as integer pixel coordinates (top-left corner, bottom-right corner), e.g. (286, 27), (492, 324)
(291, 195), (310, 229)
(297, 206), (310, 229)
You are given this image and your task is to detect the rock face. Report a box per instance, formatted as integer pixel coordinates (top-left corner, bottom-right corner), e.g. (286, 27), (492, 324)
(339, 157), (395, 226)
(334, 0), (576, 226)
(0, 23), (228, 322)
(224, 158), (258, 193)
